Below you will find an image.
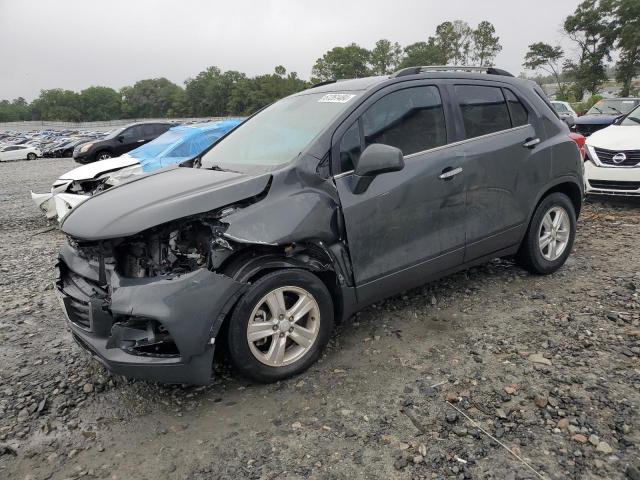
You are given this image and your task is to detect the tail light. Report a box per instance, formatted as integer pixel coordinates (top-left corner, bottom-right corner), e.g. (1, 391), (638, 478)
(568, 132), (586, 161)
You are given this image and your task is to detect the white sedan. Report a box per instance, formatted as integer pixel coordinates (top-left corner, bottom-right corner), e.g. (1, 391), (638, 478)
(584, 103), (640, 196)
(0, 145), (41, 161)
(31, 155), (140, 220)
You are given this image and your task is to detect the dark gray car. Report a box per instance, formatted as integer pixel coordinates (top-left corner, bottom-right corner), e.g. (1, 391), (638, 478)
(55, 67), (584, 384)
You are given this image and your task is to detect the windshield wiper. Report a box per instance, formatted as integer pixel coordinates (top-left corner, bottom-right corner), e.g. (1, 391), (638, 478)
(590, 106), (603, 113)
(207, 164), (242, 174)
(609, 106), (623, 114)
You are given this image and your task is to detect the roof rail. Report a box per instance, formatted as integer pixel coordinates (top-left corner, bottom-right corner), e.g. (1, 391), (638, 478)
(392, 65), (514, 78)
(310, 79), (337, 88)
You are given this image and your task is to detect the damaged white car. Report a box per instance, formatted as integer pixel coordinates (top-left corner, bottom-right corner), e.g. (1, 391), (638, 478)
(31, 120), (243, 220)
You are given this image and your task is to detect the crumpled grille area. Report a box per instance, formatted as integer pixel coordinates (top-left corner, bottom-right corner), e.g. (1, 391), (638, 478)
(58, 264), (106, 331)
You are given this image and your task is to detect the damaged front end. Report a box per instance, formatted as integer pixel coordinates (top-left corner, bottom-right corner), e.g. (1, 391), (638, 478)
(56, 209), (249, 385)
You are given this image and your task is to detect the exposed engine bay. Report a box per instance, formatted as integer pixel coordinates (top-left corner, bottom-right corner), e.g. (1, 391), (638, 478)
(113, 208), (239, 278)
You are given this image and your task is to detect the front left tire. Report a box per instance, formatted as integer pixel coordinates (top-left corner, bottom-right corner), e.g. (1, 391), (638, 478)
(27, 153), (36, 160)
(226, 269), (334, 383)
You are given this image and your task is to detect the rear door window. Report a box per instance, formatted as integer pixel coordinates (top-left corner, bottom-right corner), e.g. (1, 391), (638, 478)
(455, 85), (512, 139)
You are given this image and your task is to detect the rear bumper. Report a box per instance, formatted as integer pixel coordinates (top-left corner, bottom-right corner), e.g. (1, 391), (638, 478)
(584, 161), (640, 196)
(56, 244), (246, 385)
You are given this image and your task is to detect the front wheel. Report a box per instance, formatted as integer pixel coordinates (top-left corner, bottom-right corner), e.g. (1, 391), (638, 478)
(227, 269), (334, 383)
(95, 151), (112, 161)
(516, 192), (576, 275)
(26, 152), (36, 160)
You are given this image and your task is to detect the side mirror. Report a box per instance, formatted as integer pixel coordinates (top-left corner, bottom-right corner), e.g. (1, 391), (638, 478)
(351, 143), (404, 194)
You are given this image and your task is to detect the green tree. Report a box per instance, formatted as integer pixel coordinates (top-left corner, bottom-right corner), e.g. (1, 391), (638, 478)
(31, 89), (82, 121)
(0, 98), (31, 122)
(78, 86), (122, 121)
(370, 39), (403, 75)
(605, 0), (640, 96)
(184, 67), (247, 116)
(432, 22), (458, 64)
(311, 43), (371, 82)
(228, 67), (308, 115)
(450, 20), (474, 64)
(121, 78), (184, 118)
(472, 21), (502, 66)
(398, 39), (446, 68)
(563, 0), (616, 98)
(523, 43), (567, 99)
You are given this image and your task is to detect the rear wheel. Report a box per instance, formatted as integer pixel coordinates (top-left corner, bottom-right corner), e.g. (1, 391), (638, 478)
(226, 269), (334, 383)
(516, 192), (576, 274)
(26, 152), (36, 160)
(95, 151), (112, 161)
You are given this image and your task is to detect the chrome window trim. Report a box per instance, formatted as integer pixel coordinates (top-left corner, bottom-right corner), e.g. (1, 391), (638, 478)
(333, 124), (532, 179)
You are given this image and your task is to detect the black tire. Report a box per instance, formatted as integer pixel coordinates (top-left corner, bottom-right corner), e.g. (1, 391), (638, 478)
(227, 269), (334, 383)
(26, 152), (36, 160)
(94, 150), (112, 162)
(516, 192), (576, 275)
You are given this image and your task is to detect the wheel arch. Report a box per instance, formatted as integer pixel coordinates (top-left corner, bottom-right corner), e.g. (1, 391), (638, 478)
(528, 177), (583, 226)
(213, 242), (345, 339)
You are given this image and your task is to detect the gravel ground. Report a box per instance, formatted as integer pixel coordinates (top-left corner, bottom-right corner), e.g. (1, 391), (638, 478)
(1, 157), (639, 480)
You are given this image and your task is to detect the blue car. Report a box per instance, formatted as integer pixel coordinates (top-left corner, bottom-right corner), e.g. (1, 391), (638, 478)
(131, 119), (243, 172)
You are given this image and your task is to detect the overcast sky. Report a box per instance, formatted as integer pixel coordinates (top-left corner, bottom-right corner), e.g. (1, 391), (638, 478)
(0, 0), (583, 101)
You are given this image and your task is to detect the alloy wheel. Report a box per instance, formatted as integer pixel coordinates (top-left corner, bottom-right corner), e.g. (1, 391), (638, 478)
(246, 286), (320, 367)
(538, 206), (570, 261)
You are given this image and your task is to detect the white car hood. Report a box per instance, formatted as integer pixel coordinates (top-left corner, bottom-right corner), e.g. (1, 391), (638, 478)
(586, 125), (640, 151)
(59, 154), (139, 181)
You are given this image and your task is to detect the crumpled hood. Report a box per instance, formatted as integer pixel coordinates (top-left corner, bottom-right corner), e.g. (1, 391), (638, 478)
(586, 125), (640, 150)
(61, 166), (271, 241)
(575, 114), (619, 125)
(59, 155), (139, 181)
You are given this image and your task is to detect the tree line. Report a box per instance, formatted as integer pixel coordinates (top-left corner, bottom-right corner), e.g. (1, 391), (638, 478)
(523, 0), (639, 100)
(0, 66), (307, 123)
(3, 1), (638, 124)
(0, 19), (503, 123)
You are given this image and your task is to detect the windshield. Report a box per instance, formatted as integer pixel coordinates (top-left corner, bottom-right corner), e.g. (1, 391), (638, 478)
(201, 92), (362, 171)
(553, 103), (569, 113)
(621, 104), (640, 126)
(587, 99), (638, 116)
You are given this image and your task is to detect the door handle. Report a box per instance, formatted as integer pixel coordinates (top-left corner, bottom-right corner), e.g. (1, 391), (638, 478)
(137, 139), (145, 143)
(439, 166), (463, 180)
(522, 137), (541, 149)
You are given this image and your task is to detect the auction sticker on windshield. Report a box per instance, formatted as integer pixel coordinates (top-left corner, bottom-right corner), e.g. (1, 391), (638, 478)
(318, 94), (356, 103)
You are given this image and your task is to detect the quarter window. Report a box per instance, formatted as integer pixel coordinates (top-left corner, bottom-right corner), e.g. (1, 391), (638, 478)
(339, 121), (362, 173)
(504, 89), (528, 127)
(455, 85), (511, 139)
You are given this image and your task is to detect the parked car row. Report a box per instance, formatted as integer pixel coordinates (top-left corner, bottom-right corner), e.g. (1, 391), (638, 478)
(0, 128), (106, 160)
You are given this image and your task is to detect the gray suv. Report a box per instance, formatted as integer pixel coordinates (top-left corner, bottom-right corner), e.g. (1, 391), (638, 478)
(55, 66), (584, 384)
